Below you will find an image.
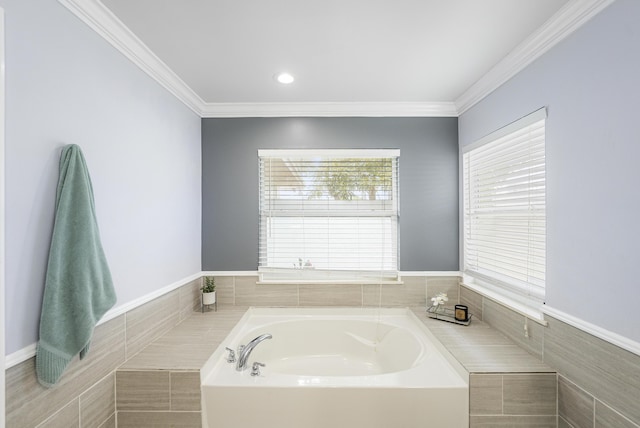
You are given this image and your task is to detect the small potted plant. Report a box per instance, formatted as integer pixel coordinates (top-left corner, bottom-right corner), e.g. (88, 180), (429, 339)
(201, 276), (216, 306)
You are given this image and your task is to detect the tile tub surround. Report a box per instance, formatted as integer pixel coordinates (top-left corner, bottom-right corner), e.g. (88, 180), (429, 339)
(114, 273), (553, 428)
(121, 307), (553, 428)
(461, 285), (640, 427)
(470, 373), (557, 415)
(558, 377), (640, 428)
(115, 370), (202, 426)
(5, 277), (202, 428)
(6, 273), (555, 428)
(116, 291), (555, 428)
(114, 306), (248, 427)
(7, 274), (458, 427)
(411, 309), (557, 427)
(16, 274), (639, 428)
(6, 317), (125, 428)
(545, 317), (640, 428)
(214, 274), (460, 308)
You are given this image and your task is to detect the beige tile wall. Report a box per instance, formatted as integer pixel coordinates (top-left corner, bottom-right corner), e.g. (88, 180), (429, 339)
(115, 369), (201, 418)
(460, 286), (483, 321)
(482, 299), (544, 360)
(545, 316), (640, 427)
(14, 275), (638, 428)
(6, 317), (125, 428)
(558, 374), (640, 428)
(461, 284), (640, 428)
(469, 415), (558, 427)
(5, 277), (201, 428)
(469, 373), (557, 428)
(116, 411), (202, 428)
(211, 274), (458, 309)
(558, 375), (594, 428)
(9, 275), (457, 427)
(80, 373), (116, 428)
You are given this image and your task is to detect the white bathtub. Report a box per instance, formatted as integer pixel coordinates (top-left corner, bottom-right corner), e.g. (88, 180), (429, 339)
(201, 307), (469, 428)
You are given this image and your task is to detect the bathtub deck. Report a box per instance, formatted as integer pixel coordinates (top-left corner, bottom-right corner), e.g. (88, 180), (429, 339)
(409, 308), (553, 373)
(116, 306), (555, 428)
(120, 306), (250, 370)
(120, 305), (551, 373)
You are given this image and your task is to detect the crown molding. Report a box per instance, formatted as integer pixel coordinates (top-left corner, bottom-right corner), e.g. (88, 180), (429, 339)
(57, 0), (457, 117)
(200, 101), (458, 118)
(60, 0), (613, 118)
(455, 0), (615, 115)
(58, 0), (205, 115)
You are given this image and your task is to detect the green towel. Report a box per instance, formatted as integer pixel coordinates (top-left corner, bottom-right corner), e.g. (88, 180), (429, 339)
(36, 144), (116, 387)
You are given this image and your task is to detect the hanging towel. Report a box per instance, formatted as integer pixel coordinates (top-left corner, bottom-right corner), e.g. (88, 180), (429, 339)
(36, 144), (116, 387)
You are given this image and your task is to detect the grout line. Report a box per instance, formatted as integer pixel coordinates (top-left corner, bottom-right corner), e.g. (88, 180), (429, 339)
(594, 398), (640, 428)
(425, 277), (429, 302)
(556, 372), (560, 417)
(558, 415), (575, 428)
(501, 374), (504, 415)
(34, 397), (78, 428)
(124, 312), (128, 360)
(114, 370), (118, 426)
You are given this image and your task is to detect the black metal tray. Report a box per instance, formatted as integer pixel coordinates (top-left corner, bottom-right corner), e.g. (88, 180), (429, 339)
(426, 306), (472, 326)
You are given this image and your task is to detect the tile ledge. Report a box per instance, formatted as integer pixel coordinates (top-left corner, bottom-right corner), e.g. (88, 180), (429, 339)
(410, 308), (554, 374)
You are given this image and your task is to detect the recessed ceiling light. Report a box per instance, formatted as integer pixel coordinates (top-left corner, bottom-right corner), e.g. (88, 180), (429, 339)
(275, 72), (294, 84)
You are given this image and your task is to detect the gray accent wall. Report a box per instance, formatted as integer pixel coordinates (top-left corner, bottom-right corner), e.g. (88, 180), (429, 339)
(202, 117), (458, 271)
(458, 0), (640, 342)
(2, 0), (202, 354)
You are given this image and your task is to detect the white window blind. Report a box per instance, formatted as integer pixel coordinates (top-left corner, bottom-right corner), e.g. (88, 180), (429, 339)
(463, 108), (546, 301)
(258, 149), (400, 282)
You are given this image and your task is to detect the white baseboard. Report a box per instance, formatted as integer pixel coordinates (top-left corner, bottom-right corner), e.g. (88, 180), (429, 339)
(401, 271), (461, 277)
(5, 272), (203, 370)
(201, 271), (259, 276)
(542, 305), (640, 357)
(4, 270), (465, 369)
(202, 270), (461, 277)
(5, 344), (37, 370)
(99, 272), (202, 325)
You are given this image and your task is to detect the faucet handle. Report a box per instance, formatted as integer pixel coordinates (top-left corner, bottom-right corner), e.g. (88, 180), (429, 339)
(251, 362), (265, 376)
(224, 347), (236, 363)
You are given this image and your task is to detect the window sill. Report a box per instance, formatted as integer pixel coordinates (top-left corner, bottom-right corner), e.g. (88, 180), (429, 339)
(460, 275), (547, 326)
(257, 279), (404, 286)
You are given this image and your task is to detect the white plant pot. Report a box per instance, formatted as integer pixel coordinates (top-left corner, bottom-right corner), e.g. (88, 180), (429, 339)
(203, 291), (216, 305)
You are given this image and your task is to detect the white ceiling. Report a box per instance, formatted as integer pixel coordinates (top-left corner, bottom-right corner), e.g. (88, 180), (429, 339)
(67, 0), (612, 116)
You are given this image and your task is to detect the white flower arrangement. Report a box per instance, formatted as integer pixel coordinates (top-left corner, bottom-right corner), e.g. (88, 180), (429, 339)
(430, 292), (449, 307)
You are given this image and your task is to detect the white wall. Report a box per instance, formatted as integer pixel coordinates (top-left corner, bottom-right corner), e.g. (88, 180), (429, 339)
(1, 6), (6, 424)
(1, 0), (201, 354)
(459, 0), (640, 342)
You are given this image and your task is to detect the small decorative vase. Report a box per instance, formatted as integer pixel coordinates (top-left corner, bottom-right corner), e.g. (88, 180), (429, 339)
(203, 291), (216, 306)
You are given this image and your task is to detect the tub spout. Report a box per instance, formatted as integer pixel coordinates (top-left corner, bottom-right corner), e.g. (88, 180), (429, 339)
(236, 333), (272, 371)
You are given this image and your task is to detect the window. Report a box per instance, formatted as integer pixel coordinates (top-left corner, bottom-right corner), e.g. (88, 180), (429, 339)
(258, 149), (399, 283)
(462, 108), (546, 303)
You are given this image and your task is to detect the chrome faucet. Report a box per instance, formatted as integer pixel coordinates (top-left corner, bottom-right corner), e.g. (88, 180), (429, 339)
(236, 333), (272, 371)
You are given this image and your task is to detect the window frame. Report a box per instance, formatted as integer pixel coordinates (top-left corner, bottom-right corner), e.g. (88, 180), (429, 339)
(461, 108), (547, 307)
(258, 149), (400, 284)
